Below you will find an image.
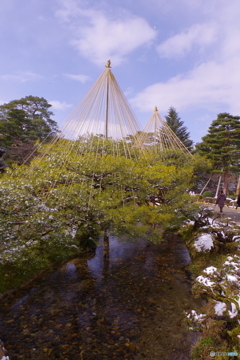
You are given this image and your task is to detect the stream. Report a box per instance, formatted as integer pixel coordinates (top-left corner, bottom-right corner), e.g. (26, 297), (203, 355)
(0, 234), (203, 360)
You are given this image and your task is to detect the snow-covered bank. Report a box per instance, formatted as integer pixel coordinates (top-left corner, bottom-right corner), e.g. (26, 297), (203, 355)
(0, 340), (9, 360)
(180, 206), (240, 357)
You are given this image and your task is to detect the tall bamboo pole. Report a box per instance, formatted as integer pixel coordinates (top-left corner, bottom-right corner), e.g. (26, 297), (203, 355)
(105, 60), (111, 139)
(200, 175), (212, 195)
(215, 174), (222, 198)
(223, 169), (229, 197)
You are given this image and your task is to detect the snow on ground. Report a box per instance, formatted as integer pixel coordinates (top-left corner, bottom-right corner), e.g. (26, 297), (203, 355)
(207, 217), (214, 225)
(187, 211), (240, 336)
(195, 275), (215, 288)
(226, 274), (239, 283)
(214, 296), (239, 319)
(185, 310), (206, 330)
(186, 310), (205, 322)
(203, 266), (218, 275)
(0, 340), (9, 360)
(214, 301), (227, 316)
(201, 256), (240, 319)
(185, 220), (195, 226)
(194, 233), (214, 252)
(193, 252), (240, 321)
(228, 302), (239, 318)
(223, 256), (240, 271)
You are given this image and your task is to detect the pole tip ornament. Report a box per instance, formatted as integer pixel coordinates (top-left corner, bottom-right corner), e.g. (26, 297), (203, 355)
(105, 60), (111, 68)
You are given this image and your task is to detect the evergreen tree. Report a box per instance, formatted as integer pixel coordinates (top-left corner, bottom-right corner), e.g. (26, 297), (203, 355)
(0, 96), (58, 164)
(196, 113), (240, 195)
(165, 107), (193, 151)
(0, 142), (198, 292)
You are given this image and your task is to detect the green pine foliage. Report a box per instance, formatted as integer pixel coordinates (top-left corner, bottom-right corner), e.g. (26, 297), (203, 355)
(0, 96), (58, 164)
(196, 113), (240, 172)
(0, 141), (200, 292)
(165, 107), (193, 151)
(196, 113), (240, 193)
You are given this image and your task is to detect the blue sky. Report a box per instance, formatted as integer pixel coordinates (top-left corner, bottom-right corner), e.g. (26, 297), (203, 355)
(1, 0), (240, 144)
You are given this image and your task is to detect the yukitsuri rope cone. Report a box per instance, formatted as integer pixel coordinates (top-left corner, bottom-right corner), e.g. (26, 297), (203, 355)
(38, 59), (142, 165)
(2, 61), (146, 235)
(0, 60), (196, 301)
(11, 60), (143, 195)
(0, 61), (146, 280)
(61, 60), (140, 143)
(136, 106), (192, 156)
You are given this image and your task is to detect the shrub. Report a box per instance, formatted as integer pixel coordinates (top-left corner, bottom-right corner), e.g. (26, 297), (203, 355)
(202, 191), (213, 198)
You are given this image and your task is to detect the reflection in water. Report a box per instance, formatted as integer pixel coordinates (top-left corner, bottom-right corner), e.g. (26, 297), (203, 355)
(11, 294), (29, 312)
(65, 262), (77, 277)
(0, 235), (202, 360)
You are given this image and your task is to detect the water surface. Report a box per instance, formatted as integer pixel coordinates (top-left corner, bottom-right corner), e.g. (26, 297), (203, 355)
(0, 234), (202, 360)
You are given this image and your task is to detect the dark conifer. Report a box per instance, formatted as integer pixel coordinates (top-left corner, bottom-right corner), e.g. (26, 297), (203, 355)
(196, 112), (240, 194)
(165, 107), (193, 151)
(0, 96), (58, 164)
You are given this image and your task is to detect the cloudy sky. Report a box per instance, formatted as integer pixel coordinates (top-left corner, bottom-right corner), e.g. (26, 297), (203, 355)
(1, 0), (240, 143)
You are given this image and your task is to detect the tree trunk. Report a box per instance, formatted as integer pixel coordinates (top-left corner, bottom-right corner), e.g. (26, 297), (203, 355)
(237, 175), (240, 195)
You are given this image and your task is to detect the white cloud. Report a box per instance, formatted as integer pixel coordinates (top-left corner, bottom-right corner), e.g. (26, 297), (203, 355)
(50, 100), (73, 110)
(56, 0), (80, 23)
(56, 0), (156, 66)
(131, 0), (240, 118)
(64, 73), (90, 83)
(157, 22), (218, 58)
(130, 58), (240, 115)
(0, 71), (43, 83)
(124, 87), (134, 97)
(71, 15), (156, 66)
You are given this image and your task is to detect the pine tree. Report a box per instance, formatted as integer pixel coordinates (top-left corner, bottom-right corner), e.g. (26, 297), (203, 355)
(165, 107), (193, 151)
(0, 96), (58, 164)
(196, 113), (240, 195)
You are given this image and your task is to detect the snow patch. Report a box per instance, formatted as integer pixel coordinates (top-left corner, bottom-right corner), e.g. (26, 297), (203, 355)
(214, 300), (239, 318)
(186, 310), (205, 322)
(228, 302), (238, 318)
(185, 309), (206, 330)
(196, 275), (215, 287)
(194, 233), (213, 252)
(214, 301), (226, 316)
(226, 274), (238, 283)
(203, 266), (218, 275)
